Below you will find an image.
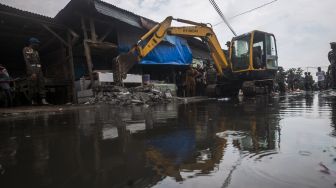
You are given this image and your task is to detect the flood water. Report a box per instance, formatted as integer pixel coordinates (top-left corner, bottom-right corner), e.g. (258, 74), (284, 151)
(0, 91), (336, 188)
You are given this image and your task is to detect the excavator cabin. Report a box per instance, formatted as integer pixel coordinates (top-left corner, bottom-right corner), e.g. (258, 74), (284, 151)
(230, 31), (278, 79)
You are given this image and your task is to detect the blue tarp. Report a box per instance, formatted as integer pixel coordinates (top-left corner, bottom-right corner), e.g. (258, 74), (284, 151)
(146, 130), (196, 164)
(119, 35), (193, 66)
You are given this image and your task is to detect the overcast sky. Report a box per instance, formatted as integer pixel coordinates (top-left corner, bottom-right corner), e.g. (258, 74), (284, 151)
(1, 0), (335, 71)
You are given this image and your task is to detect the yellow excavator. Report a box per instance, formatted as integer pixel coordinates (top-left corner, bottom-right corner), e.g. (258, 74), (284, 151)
(113, 16), (278, 96)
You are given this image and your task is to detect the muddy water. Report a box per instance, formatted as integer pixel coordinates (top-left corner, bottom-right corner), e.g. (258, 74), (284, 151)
(0, 92), (336, 188)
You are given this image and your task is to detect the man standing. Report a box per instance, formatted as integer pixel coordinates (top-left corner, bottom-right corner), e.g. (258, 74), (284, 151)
(287, 70), (295, 91)
(307, 72), (314, 90)
(195, 64), (206, 96)
(0, 64), (13, 107)
(328, 42), (336, 89)
(186, 66), (197, 97)
(175, 71), (185, 97)
(23, 37), (49, 105)
(275, 67), (286, 93)
(316, 67), (326, 90)
(304, 72), (310, 91)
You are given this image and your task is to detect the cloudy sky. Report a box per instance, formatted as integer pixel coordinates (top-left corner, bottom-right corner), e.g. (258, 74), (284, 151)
(1, 0), (335, 71)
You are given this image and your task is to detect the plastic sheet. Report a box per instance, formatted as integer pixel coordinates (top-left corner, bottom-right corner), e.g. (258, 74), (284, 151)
(140, 35), (193, 65)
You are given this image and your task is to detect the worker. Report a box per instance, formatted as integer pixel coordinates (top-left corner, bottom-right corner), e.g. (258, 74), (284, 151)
(23, 37), (49, 105)
(0, 64), (13, 107)
(307, 72), (314, 90)
(316, 67), (326, 90)
(304, 72), (310, 91)
(275, 67), (286, 93)
(328, 42), (336, 89)
(176, 71), (186, 97)
(326, 66), (331, 89)
(224, 41), (231, 58)
(195, 64), (206, 96)
(287, 69), (295, 91)
(206, 63), (217, 86)
(186, 65), (197, 97)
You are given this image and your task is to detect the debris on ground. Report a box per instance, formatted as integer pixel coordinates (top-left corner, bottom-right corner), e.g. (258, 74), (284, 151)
(78, 85), (174, 106)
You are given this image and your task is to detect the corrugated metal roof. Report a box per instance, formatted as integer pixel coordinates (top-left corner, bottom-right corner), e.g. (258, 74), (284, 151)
(94, 1), (142, 28)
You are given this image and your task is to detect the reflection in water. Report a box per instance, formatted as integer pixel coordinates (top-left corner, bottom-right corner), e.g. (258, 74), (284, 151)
(0, 92), (335, 188)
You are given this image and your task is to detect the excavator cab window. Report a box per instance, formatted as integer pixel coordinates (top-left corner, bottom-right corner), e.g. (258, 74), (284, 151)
(252, 32), (266, 69)
(265, 34), (278, 70)
(251, 32), (278, 70)
(231, 34), (251, 71)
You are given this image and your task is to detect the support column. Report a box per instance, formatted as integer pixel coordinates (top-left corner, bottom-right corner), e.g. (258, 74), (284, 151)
(83, 40), (94, 86)
(67, 32), (77, 103)
(81, 17), (94, 87)
(89, 18), (97, 42)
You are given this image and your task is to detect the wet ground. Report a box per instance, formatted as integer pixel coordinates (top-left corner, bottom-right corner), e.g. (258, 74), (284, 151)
(0, 91), (336, 188)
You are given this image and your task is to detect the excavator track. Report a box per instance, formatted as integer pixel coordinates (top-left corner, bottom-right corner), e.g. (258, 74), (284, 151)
(242, 79), (274, 97)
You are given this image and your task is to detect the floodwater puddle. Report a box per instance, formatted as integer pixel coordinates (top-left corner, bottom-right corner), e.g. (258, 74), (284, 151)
(0, 92), (336, 188)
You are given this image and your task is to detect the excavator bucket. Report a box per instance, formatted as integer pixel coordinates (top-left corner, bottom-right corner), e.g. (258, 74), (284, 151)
(112, 52), (139, 86)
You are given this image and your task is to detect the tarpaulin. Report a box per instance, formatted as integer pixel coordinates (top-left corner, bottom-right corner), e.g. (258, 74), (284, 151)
(140, 35), (192, 65)
(146, 130), (196, 164)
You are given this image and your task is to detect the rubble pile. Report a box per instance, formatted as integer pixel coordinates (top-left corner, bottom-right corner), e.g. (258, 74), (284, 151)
(83, 85), (173, 106)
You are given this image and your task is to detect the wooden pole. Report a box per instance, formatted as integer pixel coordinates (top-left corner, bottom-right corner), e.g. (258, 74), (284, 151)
(67, 31), (78, 103)
(81, 16), (94, 87)
(81, 17), (88, 40)
(42, 24), (69, 47)
(98, 27), (113, 42)
(83, 40), (94, 86)
(89, 18), (97, 42)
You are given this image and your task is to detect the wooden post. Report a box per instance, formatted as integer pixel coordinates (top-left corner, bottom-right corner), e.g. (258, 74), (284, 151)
(89, 18), (97, 42)
(83, 40), (94, 86)
(42, 24), (69, 47)
(67, 31), (78, 103)
(98, 27), (112, 42)
(81, 17), (88, 40)
(81, 16), (94, 87)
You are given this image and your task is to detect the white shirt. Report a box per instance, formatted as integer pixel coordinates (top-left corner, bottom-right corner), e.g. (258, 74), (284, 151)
(316, 71), (325, 82)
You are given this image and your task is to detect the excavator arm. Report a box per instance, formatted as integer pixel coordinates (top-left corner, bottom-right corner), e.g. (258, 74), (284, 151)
(113, 16), (230, 85)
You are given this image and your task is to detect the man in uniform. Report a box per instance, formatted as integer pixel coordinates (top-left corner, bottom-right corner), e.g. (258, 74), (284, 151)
(328, 42), (336, 89)
(23, 37), (49, 105)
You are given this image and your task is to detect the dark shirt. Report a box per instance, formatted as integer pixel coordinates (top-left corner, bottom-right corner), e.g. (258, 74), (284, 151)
(328, 50), (336, 66)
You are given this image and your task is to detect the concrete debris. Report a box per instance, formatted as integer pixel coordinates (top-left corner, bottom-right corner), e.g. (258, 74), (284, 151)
(79, 85), (173, 106)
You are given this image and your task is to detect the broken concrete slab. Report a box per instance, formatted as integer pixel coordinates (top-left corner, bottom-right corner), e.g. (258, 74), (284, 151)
(77, 85), (174, 106)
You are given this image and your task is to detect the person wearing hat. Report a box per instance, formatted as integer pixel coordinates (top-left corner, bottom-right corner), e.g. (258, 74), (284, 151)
(328, 42), (336, 89)
(223, 41), (231, 59)
(23, 37), (49, 105)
